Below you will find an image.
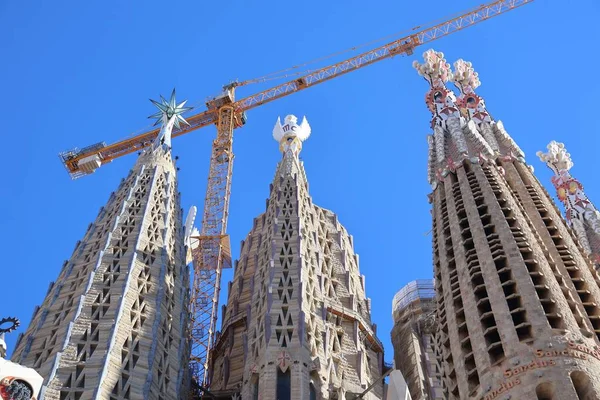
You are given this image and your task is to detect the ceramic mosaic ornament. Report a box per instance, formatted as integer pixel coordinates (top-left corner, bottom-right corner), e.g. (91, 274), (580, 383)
(538, 141), (600, 265)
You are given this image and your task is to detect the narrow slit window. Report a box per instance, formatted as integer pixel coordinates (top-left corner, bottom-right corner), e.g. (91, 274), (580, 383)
(276, 369), (291, 400)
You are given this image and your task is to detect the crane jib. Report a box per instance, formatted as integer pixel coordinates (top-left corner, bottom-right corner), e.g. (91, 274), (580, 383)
(60, 0), (532, 178)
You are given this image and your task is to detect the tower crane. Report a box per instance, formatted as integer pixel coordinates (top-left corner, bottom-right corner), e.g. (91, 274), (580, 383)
(58, 0), (533, 391)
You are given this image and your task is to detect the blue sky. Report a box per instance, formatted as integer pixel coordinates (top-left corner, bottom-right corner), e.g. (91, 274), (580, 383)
(1, 0), (599, 364)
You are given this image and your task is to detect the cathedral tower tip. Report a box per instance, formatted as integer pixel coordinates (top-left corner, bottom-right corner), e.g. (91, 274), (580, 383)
(450, 58), (524, 159)
(538, 141), (600, 267)
(273, 114), (311, 156)
(415, 49), (527, 187)
(413, 49), (460, 128)
(148, 88), (192, 151)
(537, 140), (574, 174)
(451, 59), (492, 124)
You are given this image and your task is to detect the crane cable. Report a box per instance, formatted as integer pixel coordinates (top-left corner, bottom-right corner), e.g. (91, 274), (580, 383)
(236, 2), (485, 86)
(123, 3), (490, 138)
(237, 27), (418, 86)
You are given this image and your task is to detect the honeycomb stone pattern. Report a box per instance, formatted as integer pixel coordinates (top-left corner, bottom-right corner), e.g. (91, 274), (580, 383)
(12, 148), (190, 400)
(210, 143), (384, 399)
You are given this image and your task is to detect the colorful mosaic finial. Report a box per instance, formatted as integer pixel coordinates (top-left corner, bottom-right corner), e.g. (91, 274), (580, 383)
(538, 141), (600, 265)
(413, 50), (453, 85)
(148, 89), (192, 151)
(415, 50), (465, 187)
(417, 52), (530, 190)
(537, 141), (574, 174)
(413, 50), (460, 126)
(537, 141), (587, 220)
(272, 114), (311, 156)
(451, 59), (492, 124)
(450, 58), (526, 160)
(452, 59), (481, 92)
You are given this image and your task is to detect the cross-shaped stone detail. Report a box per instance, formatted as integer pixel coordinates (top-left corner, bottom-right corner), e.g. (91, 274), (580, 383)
(277, 351), (292, 372)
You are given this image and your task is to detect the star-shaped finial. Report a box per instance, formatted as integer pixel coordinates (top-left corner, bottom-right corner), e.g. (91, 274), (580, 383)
(149, 89), (192, 130)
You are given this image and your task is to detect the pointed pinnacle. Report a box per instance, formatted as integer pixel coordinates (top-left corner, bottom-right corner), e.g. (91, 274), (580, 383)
(169, 88), (177, 108)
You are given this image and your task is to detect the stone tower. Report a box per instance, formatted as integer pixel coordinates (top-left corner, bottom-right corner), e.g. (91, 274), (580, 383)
(538, 141), (600, 270)
(391, 280), (443, 400)
(209, 115), (385, 399)
(12, 91), (192, 400)
(414, 50), (600, 399)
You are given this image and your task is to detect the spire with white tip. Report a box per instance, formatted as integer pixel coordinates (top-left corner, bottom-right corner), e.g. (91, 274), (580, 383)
(272, 114), (311, 157)
(414, 50), (529, 188)
(538, 141), (600, 267)
(450, 59), (524, 159)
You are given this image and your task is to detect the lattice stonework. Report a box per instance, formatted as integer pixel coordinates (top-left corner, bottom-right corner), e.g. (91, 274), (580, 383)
(208, 115), (384, 399)
(12, 147), (190, 400)
(416, 50), (600, 400)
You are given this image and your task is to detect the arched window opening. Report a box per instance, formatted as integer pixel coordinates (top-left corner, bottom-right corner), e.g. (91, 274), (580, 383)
(571, 371), (594, 400)
(536, 382), (555, 400)
(251, 373), (259, 400)
(276, 369), (291, 400)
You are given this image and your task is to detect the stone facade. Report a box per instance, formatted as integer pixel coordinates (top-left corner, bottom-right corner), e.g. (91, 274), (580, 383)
(391, 280), (443, 400)
(209, 115), (385, 399)
(12, 142), (190, 399)
(415, 50), (600, 399)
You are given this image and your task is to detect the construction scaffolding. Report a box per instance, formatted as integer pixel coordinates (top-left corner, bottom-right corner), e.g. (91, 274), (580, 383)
(391, 280), (442, 400)
(392, 280), (436, 323)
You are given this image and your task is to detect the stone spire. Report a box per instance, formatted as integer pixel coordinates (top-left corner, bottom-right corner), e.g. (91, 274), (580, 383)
(12, 91), (191, 400)
(414, 50), (526, 189)
(538, 141), (600, 267)
(208, 114), (384, 399)
(451, 59), (524, 159)
(415, 50), (600, 399)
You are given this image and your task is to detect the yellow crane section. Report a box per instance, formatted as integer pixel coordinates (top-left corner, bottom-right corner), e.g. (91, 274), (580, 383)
(59, 0), (532, 179)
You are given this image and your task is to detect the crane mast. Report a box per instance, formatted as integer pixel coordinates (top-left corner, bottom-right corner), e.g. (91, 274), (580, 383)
(189, 102), (238, 389)
(57, 0), (533, 393)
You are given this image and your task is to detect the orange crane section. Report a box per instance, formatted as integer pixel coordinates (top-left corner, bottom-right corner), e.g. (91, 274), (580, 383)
(58, 0), (533, 392)
(59, 0), (533, 179)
